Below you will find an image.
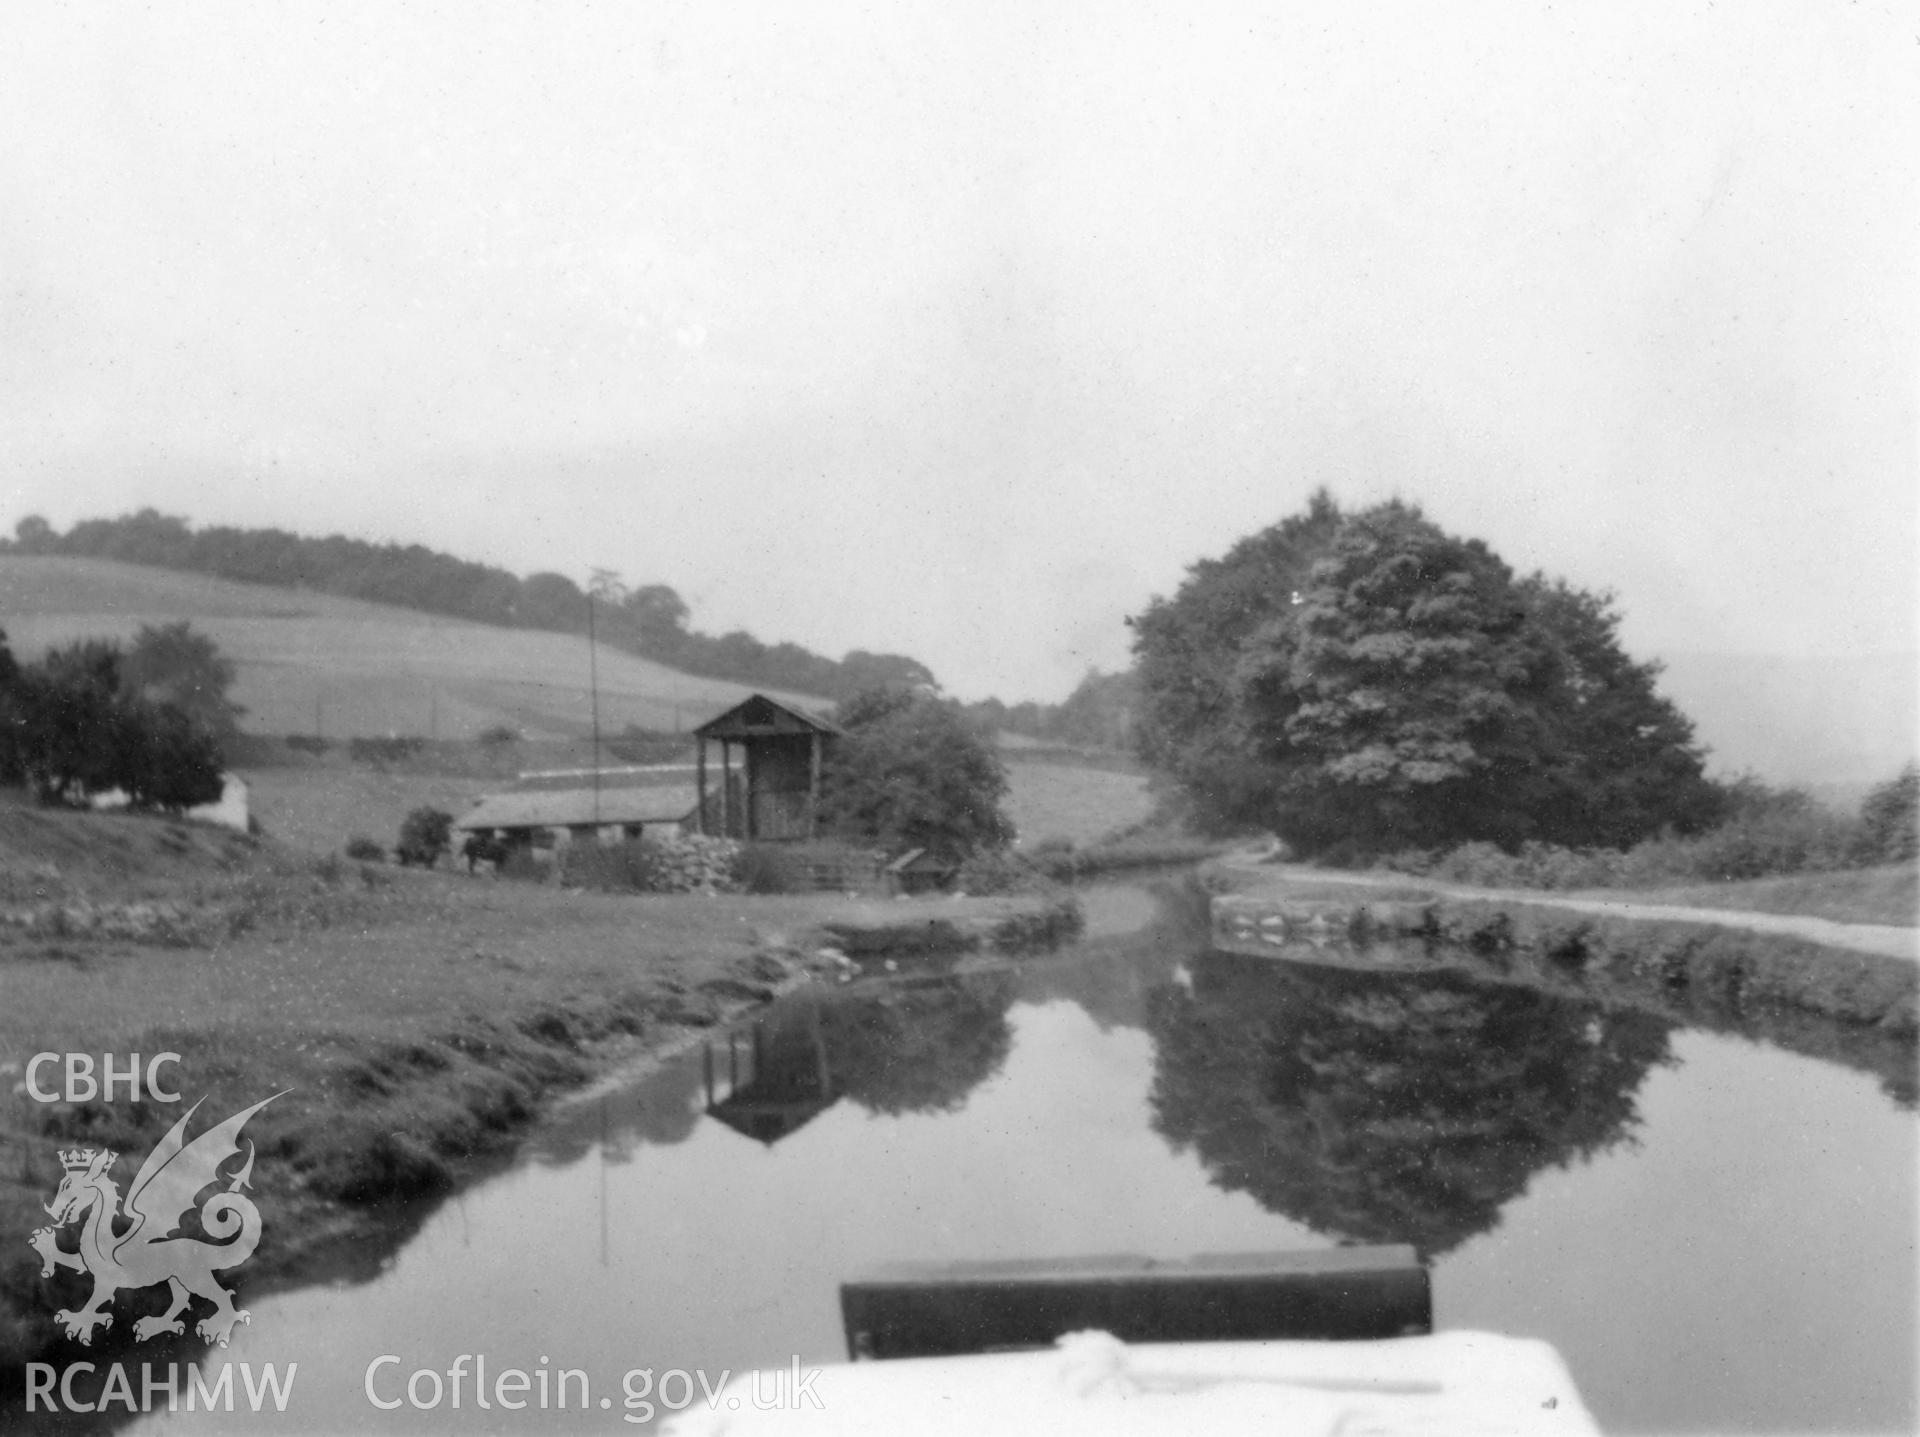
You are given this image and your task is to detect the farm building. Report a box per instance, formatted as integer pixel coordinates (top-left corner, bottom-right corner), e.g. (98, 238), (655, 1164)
(91, 772), (250, 832)
(453, 782), (698, 852)
(693, 693), (841, 842)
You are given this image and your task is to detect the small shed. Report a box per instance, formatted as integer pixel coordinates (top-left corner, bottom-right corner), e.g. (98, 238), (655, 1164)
(693, 694), (841, 842)
(453, 784), (699, 850)
(885, 847), (960, 895)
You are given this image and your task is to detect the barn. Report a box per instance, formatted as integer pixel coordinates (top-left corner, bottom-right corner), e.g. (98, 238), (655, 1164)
(452, 782), (698, 853)
(693, 693), (841, 842)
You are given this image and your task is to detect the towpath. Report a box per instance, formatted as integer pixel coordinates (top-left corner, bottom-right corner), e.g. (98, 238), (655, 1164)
(1216, 855), (1920, 963)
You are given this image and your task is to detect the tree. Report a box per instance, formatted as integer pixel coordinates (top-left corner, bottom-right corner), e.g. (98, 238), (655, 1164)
(622, 584), (691, 652)
(1129, 490), (1345, 833)
(5, 639), (222, 811)
(395, 807), (454, 867)
(819, 687), (1015, 856)
(116, 703), (225, 812)
(12, 515), (55, 553)
(121, 621), (245, 743)
(517, 571), (587, 631)
(1131, 495), (1716, 855)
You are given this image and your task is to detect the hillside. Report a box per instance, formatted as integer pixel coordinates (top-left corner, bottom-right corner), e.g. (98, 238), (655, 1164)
(0, 555), (832, 741)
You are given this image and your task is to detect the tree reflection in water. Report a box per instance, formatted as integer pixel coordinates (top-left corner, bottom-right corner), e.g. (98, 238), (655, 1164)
(705, 972), (1021, 1145)
(817, 972), (1018, 1117)
(1149, 951), (1673, 1255)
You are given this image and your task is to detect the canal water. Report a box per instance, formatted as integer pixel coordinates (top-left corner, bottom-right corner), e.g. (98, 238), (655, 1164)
(138, 885), (1916, 1434)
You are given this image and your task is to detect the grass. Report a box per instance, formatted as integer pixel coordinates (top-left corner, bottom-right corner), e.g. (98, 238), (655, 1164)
(1001, 755), (1154, 849)
(0, 799), (1083, 1371)
(242, 761), (500, 856)
(1614, 865), (1918, 927)
(0, 554), (830, 742)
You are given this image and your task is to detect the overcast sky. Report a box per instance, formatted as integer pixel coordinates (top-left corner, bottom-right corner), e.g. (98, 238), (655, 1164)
(2, 0), (1913, 702)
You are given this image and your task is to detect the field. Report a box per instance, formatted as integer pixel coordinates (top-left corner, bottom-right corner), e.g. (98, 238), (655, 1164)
(998, 754), (1155, 849)
(0, 798), (1074, 1371)
(0, 555), (829, 741)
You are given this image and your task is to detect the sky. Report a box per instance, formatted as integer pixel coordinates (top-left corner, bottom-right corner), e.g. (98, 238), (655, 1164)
(1, 0), (1914, 704)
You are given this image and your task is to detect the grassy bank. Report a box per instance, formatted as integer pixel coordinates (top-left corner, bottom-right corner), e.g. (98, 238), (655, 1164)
(1612, 864), (1917, 927)
(0, 802), (1078, 1378)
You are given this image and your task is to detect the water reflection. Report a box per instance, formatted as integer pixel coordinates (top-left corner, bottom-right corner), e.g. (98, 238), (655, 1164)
(1149, 948), (1674, 1255)
(698, 973), (1018, 1144)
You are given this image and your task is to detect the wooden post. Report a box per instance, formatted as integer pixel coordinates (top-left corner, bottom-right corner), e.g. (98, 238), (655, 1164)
(720, 741), (733, 839)
(695, 738), (708, 836)
(808, 731), (822, 839)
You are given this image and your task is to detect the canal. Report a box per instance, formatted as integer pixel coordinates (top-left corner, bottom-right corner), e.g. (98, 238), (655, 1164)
(139, 884), (1916, 1434)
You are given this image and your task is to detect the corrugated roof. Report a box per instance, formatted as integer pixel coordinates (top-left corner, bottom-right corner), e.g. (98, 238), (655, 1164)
(455, 785), (699, 831)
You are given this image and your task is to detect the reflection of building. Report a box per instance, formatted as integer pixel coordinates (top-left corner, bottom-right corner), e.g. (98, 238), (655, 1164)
(704, 1002), (837, 1145)
(693, 694), (839, 842)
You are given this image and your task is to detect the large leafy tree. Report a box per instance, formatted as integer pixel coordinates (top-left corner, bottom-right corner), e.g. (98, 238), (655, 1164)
(121, 620), (245, 743)
(819, 687), (1015, 856)
(1132, 495), (1717, 854)
(3, 639), (223, 811)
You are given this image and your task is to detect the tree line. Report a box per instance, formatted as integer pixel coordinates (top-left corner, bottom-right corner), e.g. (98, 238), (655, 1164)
(6, 511), (934, 704)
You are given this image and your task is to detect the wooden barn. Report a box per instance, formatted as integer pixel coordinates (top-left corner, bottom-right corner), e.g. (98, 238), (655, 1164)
(693, 693), (841, 842)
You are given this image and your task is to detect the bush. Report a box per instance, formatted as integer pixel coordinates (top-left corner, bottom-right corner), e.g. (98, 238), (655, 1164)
(476, 724), (520, 747)
(395, 807), (453, 867)
(733, 843), (811, 894)
(1857, 765), (1918, 865)
(1388, 771), (1915, 893)
(344, 835), (385, 862)
(285, 734), (331, 755)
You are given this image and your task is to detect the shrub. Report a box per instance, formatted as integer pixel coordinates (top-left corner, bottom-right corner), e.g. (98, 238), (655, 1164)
(344, 835), (385, 862)
(476, 724), (520, 747)
(733, 843), (811, 894)
(285, 733), (331, 755)
(1857, 765), (1919, 865)
(395, 807), (453, 867)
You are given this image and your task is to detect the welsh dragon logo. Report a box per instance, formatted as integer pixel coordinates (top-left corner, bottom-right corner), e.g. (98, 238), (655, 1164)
(29, 1092), (285, 1348)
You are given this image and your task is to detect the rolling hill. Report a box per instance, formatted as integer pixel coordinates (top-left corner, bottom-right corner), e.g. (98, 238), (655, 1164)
(0, 555), (833, 741)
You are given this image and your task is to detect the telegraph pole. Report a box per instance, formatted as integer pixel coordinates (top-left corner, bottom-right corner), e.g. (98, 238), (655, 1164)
(587, 592), (603, 826)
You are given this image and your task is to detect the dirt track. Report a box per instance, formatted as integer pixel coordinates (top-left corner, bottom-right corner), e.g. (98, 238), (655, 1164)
(1229, 857), (1920, 962)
